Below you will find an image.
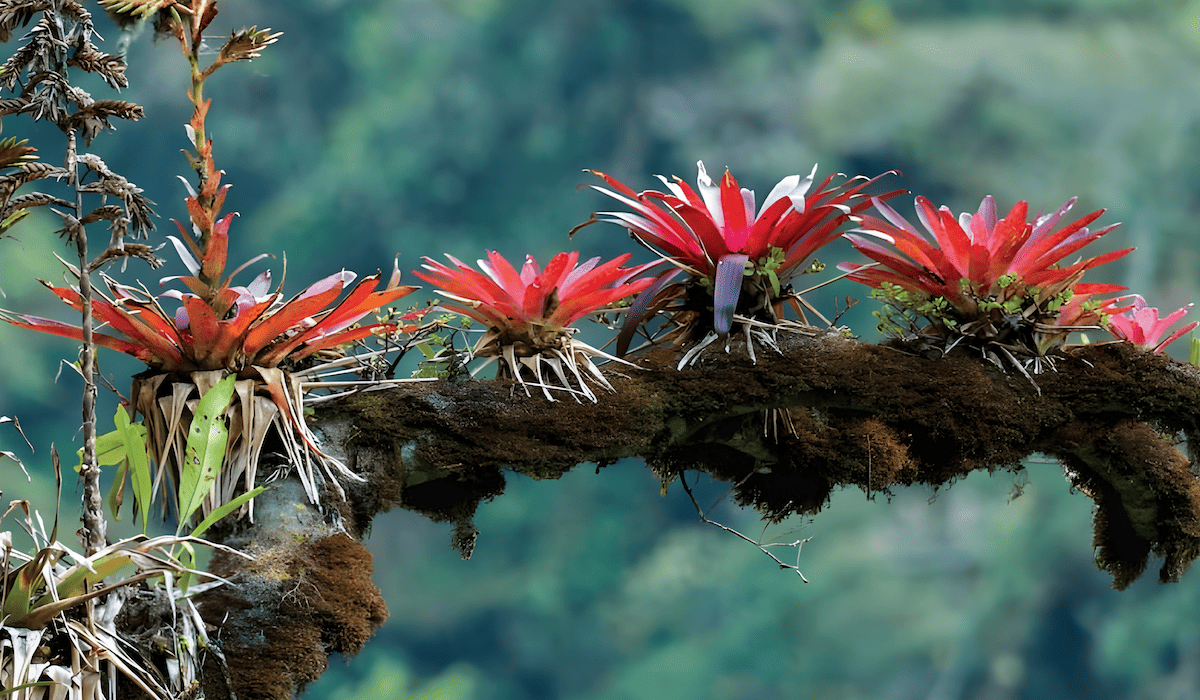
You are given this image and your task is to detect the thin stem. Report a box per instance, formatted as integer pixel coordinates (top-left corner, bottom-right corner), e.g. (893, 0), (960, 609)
(70, 129), (105, 556)
(172, 5), (204, 153)
(680, 473), (809, 582)
(187, 40), (205, 157)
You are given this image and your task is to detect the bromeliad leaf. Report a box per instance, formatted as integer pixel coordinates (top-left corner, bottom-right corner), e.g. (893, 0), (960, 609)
(586, 162), (900, 339)
(414, 250), (654, 400)
(839, 194), (1132, 361)
(176, 374), (235, 531)
(1105, 295), (1199, 354)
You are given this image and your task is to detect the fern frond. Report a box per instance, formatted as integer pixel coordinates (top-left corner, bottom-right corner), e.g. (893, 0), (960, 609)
(0, 161), (66, 197)
(76, 164), (155, 237)
(0, 97), (29, 115)
(2, 191), (71, 212)
(79, 203), (123, 225)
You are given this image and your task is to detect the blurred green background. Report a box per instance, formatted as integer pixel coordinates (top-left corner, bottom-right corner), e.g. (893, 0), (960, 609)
(3, 0), (1200, 698)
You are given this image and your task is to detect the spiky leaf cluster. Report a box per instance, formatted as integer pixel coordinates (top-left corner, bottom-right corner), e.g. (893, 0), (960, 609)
(841, 195), (1131, 368)
(212, 25), (281, 69)
(0, 0), (154, 255)
(96, 0), (176, 20)
(73, 151), (155, 239)
(0, 1), (130, 130)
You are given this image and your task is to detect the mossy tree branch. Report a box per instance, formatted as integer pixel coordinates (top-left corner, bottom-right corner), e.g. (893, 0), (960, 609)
(200, 331), (1200, 698)
(315, 331), (1200, 585)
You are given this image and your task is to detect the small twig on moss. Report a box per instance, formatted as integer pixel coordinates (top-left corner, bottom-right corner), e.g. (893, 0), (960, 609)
(680, 473), (811, 582)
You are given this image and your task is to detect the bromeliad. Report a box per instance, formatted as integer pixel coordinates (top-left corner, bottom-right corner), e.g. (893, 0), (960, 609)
(2, 57), (417, 518)
(413, 250), (653, 401)
(1, 219), (417, 516)
(839, 194), (1132, 368)
(1104, 295), (1198, 354)
(585, 161), (898, 357)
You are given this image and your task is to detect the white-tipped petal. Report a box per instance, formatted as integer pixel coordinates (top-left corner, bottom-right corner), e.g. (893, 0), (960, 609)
(247, 270), (272, 298)
(874, 197), (919, 234)
(760, 173), (802, 215)
(846, 229), (897, 244)
(166, 235), (200, 275)
(696, 161), (724, 228)
(797, 163), (818, 197)
(741, 188), (756, 223)
(655, 173), (688, 201)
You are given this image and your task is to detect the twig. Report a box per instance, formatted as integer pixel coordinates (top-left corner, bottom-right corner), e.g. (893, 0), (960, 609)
(680, 473), (810, 582)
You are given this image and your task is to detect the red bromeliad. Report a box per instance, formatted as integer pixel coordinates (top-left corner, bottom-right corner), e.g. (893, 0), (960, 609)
(414, 250), (653, 401)
(2, 219), (417, 514)
(1105, 295), (1198, 354)
(838, 194), (1132, 363)
(2, 158), (417, 519)
(586, 161), (899, 352)
(5, 254), (417, 374)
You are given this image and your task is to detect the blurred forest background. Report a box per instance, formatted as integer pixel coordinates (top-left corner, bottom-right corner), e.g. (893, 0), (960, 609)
(2, 0), (1200, 698)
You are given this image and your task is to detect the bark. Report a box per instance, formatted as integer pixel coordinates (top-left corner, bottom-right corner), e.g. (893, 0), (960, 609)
(197, 329), (1200, 698)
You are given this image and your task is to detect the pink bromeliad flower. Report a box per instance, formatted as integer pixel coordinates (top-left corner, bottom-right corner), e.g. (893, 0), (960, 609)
(1105, 295), (1198, 354)
(839, 194), (1133, 359)
(840, 195), (1131, 317)
(414, 250), (654, 400)
(586, 162), (899, 346)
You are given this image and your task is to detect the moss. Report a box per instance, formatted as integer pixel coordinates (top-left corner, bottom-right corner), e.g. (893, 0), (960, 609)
(201, 531), (388, 699)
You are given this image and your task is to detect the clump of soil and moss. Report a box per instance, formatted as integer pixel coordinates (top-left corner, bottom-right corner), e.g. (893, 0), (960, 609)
(198, 481), (388, 699)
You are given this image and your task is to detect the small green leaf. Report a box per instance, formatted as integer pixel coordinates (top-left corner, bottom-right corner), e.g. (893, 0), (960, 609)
(190, 486), (267, 539)
(0, 681), (56, 696)
(177, 540), (198, 591)
(47, 552), (132, 603)
(767, 270), (781, 298)
(77, 428), (127, 472)
(0, 208), (29, 232)
(114, 406), (153, 533)
(2, 548), (55, 621)
(177, 375), (236, 532)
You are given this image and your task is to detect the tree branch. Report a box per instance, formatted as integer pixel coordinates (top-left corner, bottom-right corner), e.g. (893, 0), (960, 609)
(200, 330), (1200, 698)
(317, 330), (1200, 584)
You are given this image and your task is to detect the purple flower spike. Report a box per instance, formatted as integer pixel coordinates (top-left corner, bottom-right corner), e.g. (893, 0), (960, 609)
(713, 254), (749, 335)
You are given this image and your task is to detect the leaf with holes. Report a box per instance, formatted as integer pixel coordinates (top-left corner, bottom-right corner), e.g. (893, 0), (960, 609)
(176, 374), (235, 531)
